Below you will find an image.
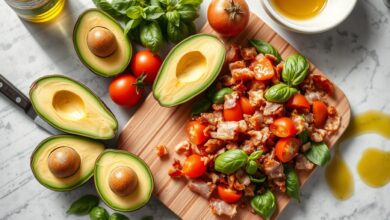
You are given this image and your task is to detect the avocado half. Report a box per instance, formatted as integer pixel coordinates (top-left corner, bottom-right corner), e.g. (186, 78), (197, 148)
(153, 34), (226, 107)
(73, 9), (132, 77)
(29, 75), (118, 140)
(31, 135), (105, 191)
(94, 150), (154, 211)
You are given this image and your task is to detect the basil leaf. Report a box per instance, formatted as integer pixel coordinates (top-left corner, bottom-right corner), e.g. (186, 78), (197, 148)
(144, 6), (165, 20)
(249, 39), (282, 63)
(191, 98), (211, 116)
(250, 190), (277, 220)
(185, 21), (197, 35)
(150, 0), (161, 6)
(215, 149), (248, 174)
(124, 19), (142, 34)
(178, 0), (203, 7)
(248, 150), (263, 160)
(249, 175), (266, 183)
(89, 207), (109, 220)
(166, 10), (180, 27)
(177, 5), (198, 21)
(298, 130), (309, 144)
(109, 213), (130, 220)
(282, 54), (309, 86)
(111, 0), (132, 15)
(245, 160), (258, 175)
(167, 21), (189, 43)
(126, 6), (144, 19)
(304, 142), (331, 166)
(67, 194), (99, 215)
(284, 165), (300, 202)
(212, 88), (233, 104)
(92, 0), (122, 17)
(206, 85), (218, 101)
(140, 21), (163, 51)
(265, 83), (298, 103)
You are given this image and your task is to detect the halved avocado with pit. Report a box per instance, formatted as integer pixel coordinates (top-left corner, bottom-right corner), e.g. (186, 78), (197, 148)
(73, 9), (132, 77)
(29, 75), (118, 140)
(153, 34), (226, 107)
(31, 135), (105, 191)
(94, 150), (154, 211)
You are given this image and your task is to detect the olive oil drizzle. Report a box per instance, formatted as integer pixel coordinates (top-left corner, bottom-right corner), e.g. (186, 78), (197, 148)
(271, 0), (327, 20)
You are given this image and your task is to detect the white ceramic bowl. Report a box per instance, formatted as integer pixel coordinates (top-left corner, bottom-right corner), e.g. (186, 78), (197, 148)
(262, 0), (357, 34)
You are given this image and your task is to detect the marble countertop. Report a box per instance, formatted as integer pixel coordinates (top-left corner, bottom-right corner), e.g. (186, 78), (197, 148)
(1, 0), (389, 219)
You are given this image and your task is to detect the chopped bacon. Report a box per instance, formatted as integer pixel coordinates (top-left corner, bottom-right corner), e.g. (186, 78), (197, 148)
(155, 144), (168, 157)
(209, 198), (237, 218)
(174, 140), (191, 155)
(244, 184), (255, 197)
(325, 113), (341, 133)
(255, 53), (265, 61)
(205, 139), (225, 154)
(220, 74), (236, 86)
(168, 159), (183, 178)
(225, 142), (238, 150)
(231, 67), (254, 82)
(188, 180), (216, 198)
(206, 172), (220, 184)
(224, 92), (239, 109)
(272, 62), (283, 84)
(231, 82), (247, 95)
(203, 125), (217, 137)
(236, 170), (251, 186)
(292, 113), (305, 134)
(226, 43), (241, 63)
(295, 154), (315, 170)
(211, 104), (224, 111)
(229, 60), (246, 71)
(265, 54), (278, 63)
(263, 101), (284, 116)
(244, 111), (263, 130)
(247, 127), (271, 147)
(262, 154), (284, 179)
(210, 121), (247, 141)
(241, 47), (257, 60)
(304, 91), (323, 104)
(310, 128), (327, 142)
(241, 140), (255, 154)
(249, 80), (267, 91)
(248, 89), (266, 107)
(237, 120), (248, 133)
(312, 74), (334, 96)
(200, 111), (223, 126)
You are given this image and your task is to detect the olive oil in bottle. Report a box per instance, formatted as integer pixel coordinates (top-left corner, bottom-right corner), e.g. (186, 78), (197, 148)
(5, 0), (65, 23)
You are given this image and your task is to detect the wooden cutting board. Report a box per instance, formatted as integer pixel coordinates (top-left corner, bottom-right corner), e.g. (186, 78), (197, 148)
(118, 13), (351, 220)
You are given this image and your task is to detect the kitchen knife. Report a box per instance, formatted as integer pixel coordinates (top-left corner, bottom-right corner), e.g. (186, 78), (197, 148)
(0, 74), (62, 135)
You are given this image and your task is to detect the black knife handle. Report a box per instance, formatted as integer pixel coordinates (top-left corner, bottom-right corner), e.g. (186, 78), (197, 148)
(0, 74), (31, 113)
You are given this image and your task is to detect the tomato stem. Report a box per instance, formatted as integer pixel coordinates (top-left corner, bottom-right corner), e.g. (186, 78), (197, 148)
(224, 0), (244, 21)
(133, 73), (146, 95)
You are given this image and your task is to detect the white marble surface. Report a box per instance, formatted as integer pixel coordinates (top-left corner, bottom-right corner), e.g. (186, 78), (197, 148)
(1, 0), (390, 219)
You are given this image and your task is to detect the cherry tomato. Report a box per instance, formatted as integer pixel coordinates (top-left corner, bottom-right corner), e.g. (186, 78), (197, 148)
(287, 94), (310, 110)
(109, 74), (143, 108)
(240, 97), (255, 115)
(312, 101), (328, 128)
(217, 185), (242, 203)
(275, 137), (301, 163)
(252, 58), (275, 81)
(131, 50), (162, 84)
(186, 121), (208, 145)
(182, 154), (206, 178)
(207, 0), (250, 37)
(223, 104), (243, 121)
(270, 117), (297, 138)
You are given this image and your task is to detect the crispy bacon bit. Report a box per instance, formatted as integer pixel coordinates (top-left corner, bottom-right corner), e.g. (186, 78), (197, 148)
(248, 89), (265, 107)
(155, 144), (168, 157)
(263, 115), (275, 125)
(272, 63), (283, 84)
(263, 101), (284, 116)
(247, 127), (271, 147)
(237, 120), (248, 133)
(224, 92), (239, 109)
(325, 113), (341, 133)
(244, 111), (263, 130)
(188, 180), (216, 198)
(174, 140), (190, 154)
(200, 111), (223, 126)
(212, 104), (224, 111)
(203, 125), (217, 137)
(209, 198), (237, 218)
(231, 67), (255, 82)
(292, 114), (305, 134)
(249, 80), (267, 91)
(310, 128), (327, 142)
(220, 74), (236, 86)
(210, 121), (246, 141)
(312, 74), (334, 96)
(229, 60), (246, 71)
(205, 139), (225, 154)
(265, 54), (278, 63)
(206, 172), (220, 184)
(225, 142), (238, 150)
(255, 53), (265, 61)
(226, 43), (241, 63)
(241, 140), (255, 154)
(241, 47), (257, 60)
(262, 154), (284, 179)
(295, 154), (315, 170)
(304, 91), (323, 104)
(168, 159), (183, 178)
(236, 170), (251, 186)
(244, 184), (255, 197)
(231, 82), (247, 95)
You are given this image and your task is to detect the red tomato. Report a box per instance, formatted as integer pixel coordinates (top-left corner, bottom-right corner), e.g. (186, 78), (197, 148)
(252, 58), (275, 81)
(109, 74), (143, 108)
(131, 50), (162, 84)
(312, 101), (328, 127)
(223, 104), (243, 121)
(182, 154), (206, 178)
(240, 97), (255, 115)
(207, 0), (250, 37)
(186, 121), (208, 145)
(270, 117), (297, 138)
(287, 94), (310, 110)
(217, 185), (242, 203)
(275, 137), (301, 163)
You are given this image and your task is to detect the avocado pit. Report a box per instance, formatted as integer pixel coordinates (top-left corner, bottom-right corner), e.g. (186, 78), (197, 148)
(52, 90), (86, 121)
(47, 146), (81, 178)
(176, 51), (207, 83)
(108, 166), (138, 196)
(87, 26), (117, 58)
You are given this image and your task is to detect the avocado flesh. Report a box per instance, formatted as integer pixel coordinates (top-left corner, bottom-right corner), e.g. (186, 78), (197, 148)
(73, 9), (132, 77)
(153, 34), (226, 107)
(95, 150), (154, 211)
(30, 75), (118, 140)
(31, 135), (105, 191)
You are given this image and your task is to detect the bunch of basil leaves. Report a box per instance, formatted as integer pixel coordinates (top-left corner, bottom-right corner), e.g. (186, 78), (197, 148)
(92, 0), (202, 51)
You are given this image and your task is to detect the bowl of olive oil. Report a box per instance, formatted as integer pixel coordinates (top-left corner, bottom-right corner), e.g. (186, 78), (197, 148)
(262, 0), (357, 33)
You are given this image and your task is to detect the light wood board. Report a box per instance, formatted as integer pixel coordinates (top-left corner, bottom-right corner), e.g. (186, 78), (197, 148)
(118, 13), (351, 220)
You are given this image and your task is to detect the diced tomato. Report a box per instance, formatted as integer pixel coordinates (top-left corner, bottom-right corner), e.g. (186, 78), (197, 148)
(312, 101), (328, 128)
(252, 58), (275, 81)
(182, 154), (206, 178)
(186, 121), (208, 145)
(275, 137), (301, 163)
(217, 185), (242, 203)
(240, 97), (256, 115)
(287, 94), (310, 110)
(270, 117), (297, 138)
(223, 104), (243, 121)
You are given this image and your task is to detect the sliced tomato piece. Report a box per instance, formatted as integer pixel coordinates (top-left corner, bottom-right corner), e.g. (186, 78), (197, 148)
(223, 104), (243, 121)
(287, 94), (310, 110)
(252, 58), (275, 81)
(182, 154), (206, 178)
(240, 97), (256, 115)
(217, 185), (242, 203)
(275, 137), (301, 163)
(270, 117), (297, 138)
(186, 121), (208, 145)
(312, 101), (328, 128)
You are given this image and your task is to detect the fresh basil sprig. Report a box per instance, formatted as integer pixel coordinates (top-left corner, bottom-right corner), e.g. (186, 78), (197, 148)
(245, 160), (258, 175)
(251, 190), (277, 220)
(304, 142), (331, 166)
(282, 54), (309, 86)
(140, 21), (163, 52)
(249, 39), (282, 63)
(284, 165), (300, 202)
(67, 194), (99, 215)
(109, 213), (130, 220)
(265, 83), (298, 103)
(215, 149), (248, 174)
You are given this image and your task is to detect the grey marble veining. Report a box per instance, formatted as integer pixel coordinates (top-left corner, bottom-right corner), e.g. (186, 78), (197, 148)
(1, 0), (390, 219)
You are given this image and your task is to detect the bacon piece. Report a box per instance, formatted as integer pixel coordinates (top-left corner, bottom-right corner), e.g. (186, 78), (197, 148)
(312, 74), (334, 96)
(209, 198), (238, 218)
(188, 180), (216, 198)
(200, 111), (223, 126)
(231, 82), (247, 95)
(210, 121), (247, 141)
(244, 111), (263, 130)
(224, 92), (239, 109)
(304, 91), (323, 104)
(272, 62), (282, 85)
(241, 140), (255, 154)
(241, 47), (257, 60)
(212, 104), (224, 111)
(263, 101), (284, 116)
(310, 128), (327, 142)
(168, 159), (183, 178)
(292, 114), (305, 134)
(255, 53), (265, 61)
(229, 60), (246, 71)
(262, 154), (284, 179)
(325, 113), (341, 133)
(247, 127), (271, 147)
(265, 54), (278, 63)
(252, 58), (275, 81)
(203, 125), (217, 137)
(226, 43), (241, 63)
(244, 184), (255, 197)
(174, 140), (191, 154)
(155, 144), (168, 157)
(204, 139), (225, 154)
(248, 89), (265, 107)
(220, 74), (236, 86)
(249, 80), (267, 91)
(295, 154), (315, 170)
(231, 67), (254, 82)
(236, 170), (251, 186)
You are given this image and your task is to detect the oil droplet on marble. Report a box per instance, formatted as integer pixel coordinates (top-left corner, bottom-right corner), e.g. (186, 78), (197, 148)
(357, 148), (390, 188)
